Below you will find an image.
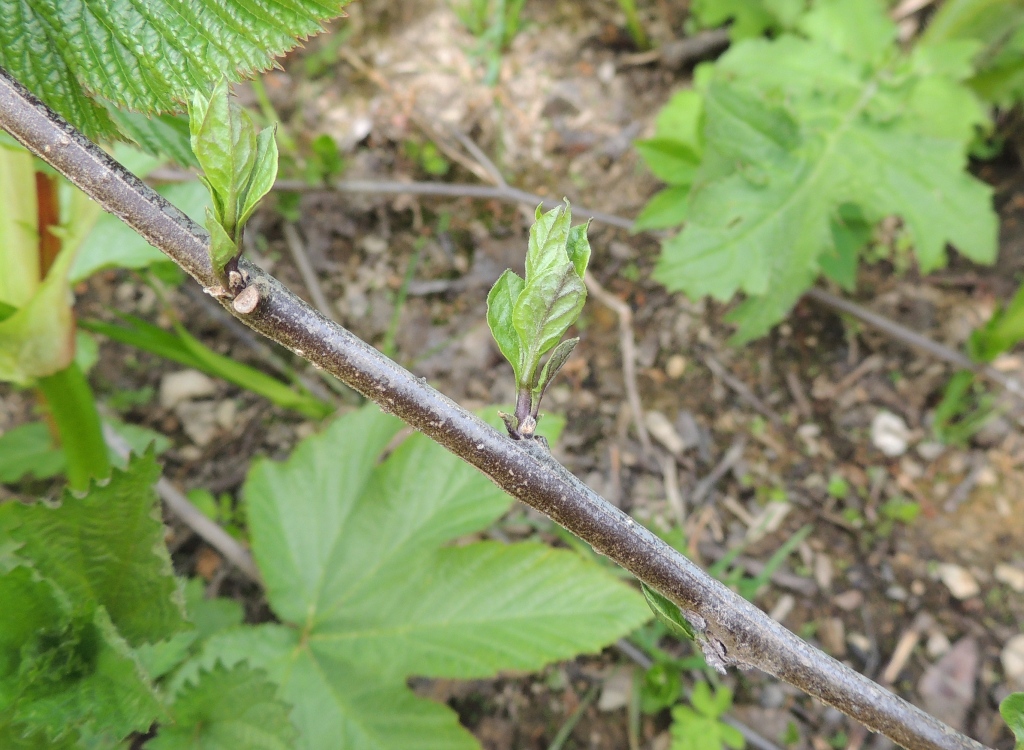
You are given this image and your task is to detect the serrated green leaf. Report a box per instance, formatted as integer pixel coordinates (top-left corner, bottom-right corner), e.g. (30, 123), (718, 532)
(641, 583), (696, 642)
(634, 186), (691, 232)
(654, 21), (997, 343)
(691, 0), (801, 39)
(534, 337), (578, 398)
(0, 0), (351, 142)
(513, 263), (586, 383)
(2, 452), (186, 646)
(635, 138), (701, 185)
(566, 222), (591, 279)
(487, 269), (525, 382)
(105, 108), (199, 169)
(797, 0), (895, 65)
(149, 663), (296, 750)
(0, 423), (65, 483)
(238, 127), (279, 230)
(202, 404), (651, 749)
(1001, 692), (1024, 750)
(526, 203), (573, 279)
(0, 565), (162, 744)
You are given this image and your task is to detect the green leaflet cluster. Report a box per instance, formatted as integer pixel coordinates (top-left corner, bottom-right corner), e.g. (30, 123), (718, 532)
(189, 80), (278, 283)
(639, 0), (1000, 344)
(487, 202), (591, 437)
(0, 0), (351, 142)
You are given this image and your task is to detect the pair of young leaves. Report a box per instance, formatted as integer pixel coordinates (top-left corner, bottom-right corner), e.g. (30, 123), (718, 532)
(188, 79), (278, 275)
(487, 202), (591, 429)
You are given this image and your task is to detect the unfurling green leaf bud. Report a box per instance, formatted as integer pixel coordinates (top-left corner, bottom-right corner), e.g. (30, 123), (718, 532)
(486, 200), (590, 438)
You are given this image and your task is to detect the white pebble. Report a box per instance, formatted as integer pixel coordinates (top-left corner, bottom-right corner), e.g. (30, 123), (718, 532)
(871, 410), (911, 457)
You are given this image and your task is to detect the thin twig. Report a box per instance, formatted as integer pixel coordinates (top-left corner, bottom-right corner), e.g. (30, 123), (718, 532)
(703, 354), (784, 428)
(806, 288), (1024, 400)
(585, 271), (653, 455)
(274, 178), (637, 231)
(447, 127), (508, 188)
(0, 67), (991, 750)
(690, 438), (746, 505)
(282, 222), (340, 323)
(102, 424), (261, 581)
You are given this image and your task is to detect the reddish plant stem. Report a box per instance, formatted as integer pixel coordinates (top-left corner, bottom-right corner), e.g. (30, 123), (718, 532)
(0, 67), (991, 750)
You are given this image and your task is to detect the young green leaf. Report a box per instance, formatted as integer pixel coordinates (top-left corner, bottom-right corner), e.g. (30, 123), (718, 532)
(565, 221), (592, 279)
(149, 663), (296, 750)
(512, 263), (586, 381)
(634, 186), (690, 232)
(670, 683), (745, 750)
(486, 268), (525, 381)
(238, 126), (279, 229)
(205, 209), (240, 270)
(641, 583), (696, 642)
(526, 203), (573, 279)
(533, 337), (579, 400)
(634, 138), (701, 184)
(0, 451), (186, 646)
(182, 405), (649, 749)
(1000, 692), (1024, 750)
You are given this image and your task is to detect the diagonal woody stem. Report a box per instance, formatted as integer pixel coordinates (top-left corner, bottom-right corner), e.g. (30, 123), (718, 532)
(0, 67), (990, 750)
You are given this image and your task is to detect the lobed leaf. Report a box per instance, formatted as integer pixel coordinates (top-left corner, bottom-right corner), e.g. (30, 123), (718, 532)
(652, 6), (997, 343)
(196, 404), (650, 749)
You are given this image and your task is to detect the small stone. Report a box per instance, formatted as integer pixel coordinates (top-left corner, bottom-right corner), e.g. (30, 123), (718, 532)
(645, 411), (687, 456)
(666, 355), (687, 379)
(833, 590), (864, 611)
(886, 585), (908, 601)
(916, 441), (945, 461)
(598, 666), (633, 712)
(995, 564), (1024, 593)
(175, 400), (219, 447)
(820, 617), (846, 657)
(937, 563), (980, 600)
(768, 594), (795, 623)
(160, 370), (217, 409)
(747, 500), (791, 542)
(814, 553), (833, 591)
(926, 631), (951, 659)
(871, 410), (911, 457)
(215, 400), (237, 431)
(1001, 634), (1024, 685)
(360, 235), (387, 255)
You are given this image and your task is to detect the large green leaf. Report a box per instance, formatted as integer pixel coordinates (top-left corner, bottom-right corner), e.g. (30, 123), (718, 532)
(193, 405), (649, 749)
(1, 452), (186, 646)
(653, 0), (996, 343)
(0, 0), (352, 141)
(0, 423), (65, 483)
